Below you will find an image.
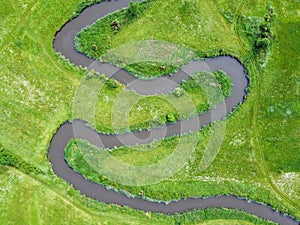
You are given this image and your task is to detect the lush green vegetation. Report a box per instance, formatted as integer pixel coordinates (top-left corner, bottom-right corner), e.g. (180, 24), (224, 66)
(64, 135), (297, 218)
(92, 69), (232, 133)
(0, 143), (41, 175)
(75, 0), (174, 79)
(124, 61), (178, 79)
(74, 0), (240, 79)
(75, 1), (152, 59)
(0, 166), (276, 225)
(71, 0), (103, 19)
(237, 4), (274, 66)
(70, 0), (300, 219)
(0, 0), (299, 224)
(77, 67), (232, 134)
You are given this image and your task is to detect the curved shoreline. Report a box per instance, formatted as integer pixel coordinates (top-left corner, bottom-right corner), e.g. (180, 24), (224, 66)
(49, 1), (298, 224)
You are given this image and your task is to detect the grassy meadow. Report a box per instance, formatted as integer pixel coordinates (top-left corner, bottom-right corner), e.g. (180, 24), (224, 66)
(92, 70), (232, 133)
(0, 165), (276, 225)
(0, 0), (299, 224)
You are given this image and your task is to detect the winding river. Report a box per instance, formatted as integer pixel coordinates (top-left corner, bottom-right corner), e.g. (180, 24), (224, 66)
(48, 0), (298, 224)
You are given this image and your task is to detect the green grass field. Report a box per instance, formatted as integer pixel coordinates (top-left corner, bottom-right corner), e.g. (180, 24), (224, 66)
(0, 165), (276, 225)
(0, 0), (299, 224)
(91, 70), (232, 133)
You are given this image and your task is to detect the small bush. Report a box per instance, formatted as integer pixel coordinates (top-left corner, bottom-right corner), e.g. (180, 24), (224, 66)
(127, 0), (141, 19)
(111, 20), (120, 33)
(92, 44), (98, 51)
(106, 79), (120, 88)
(173, 87), (185, 97)
(166, 114), (176, 123)
(255, 37), (270, 49)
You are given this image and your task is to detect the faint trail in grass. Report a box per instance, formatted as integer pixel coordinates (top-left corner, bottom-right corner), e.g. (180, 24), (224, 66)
(232, 0), (300, 213)
(5, 0), (80, 84)
(0, 0), (40, 52)
(25, 26), (80, 84)
(29, 189), (40, 225)
(8, 166), (107, 218)
(207, 0), (231, 32)
(8, 0), (19, 13)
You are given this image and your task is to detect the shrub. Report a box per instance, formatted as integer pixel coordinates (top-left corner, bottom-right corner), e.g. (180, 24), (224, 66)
(166, 114), (176, 123)
(111, 20), (120, 33)
(255, 37), (270, 49)
(106, 79), (120, 88)
(253, 5), (274, 52)
(173, 87), (185, 97)
(127, 0), (141, 19)
(92, 44), (98, 51)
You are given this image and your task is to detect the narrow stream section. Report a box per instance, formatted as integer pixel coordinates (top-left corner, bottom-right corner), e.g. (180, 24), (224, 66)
(48, 1), (298, 224)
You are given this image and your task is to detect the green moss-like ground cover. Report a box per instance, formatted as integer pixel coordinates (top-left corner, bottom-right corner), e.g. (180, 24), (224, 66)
(0, 0), (299, 224)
